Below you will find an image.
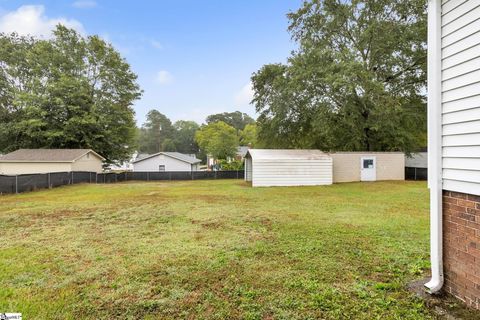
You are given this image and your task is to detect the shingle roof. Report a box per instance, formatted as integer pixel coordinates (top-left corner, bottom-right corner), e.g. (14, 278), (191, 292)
(237, 146), (250, 158)
(135, 153), (150, 161)
(246, 149), (330, 160)
(0, 149), (105, 162)
(132, 152), (201, 164)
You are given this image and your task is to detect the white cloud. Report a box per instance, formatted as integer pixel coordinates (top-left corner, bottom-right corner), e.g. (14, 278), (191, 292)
(173, 108), (219, 124)
(155, 70), (173, 85)
(0, 5), (85, 38)
(150, 39), (163, 50)
(235, 82), (254, 106)
(72, 1), (97, 9)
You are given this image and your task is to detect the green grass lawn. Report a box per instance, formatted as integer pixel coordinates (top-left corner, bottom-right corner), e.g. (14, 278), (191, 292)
(0, 180), (432, 319)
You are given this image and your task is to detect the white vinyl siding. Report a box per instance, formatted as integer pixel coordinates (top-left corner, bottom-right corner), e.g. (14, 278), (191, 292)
(133, 154), (196, 172)
(244, 156), (252, 182)
(245, 150), (332, 187)
(251, 159), (332, 187)
(441, 0), (480, 196)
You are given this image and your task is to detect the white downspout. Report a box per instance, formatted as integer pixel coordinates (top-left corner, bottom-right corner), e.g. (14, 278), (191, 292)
(425, 0), (443, 294)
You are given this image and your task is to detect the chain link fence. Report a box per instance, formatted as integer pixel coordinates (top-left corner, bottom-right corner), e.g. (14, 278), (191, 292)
(0, 170), (244, 195)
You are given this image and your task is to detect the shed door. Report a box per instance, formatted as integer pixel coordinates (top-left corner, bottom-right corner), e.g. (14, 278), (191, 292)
(360, 157), (376, 181)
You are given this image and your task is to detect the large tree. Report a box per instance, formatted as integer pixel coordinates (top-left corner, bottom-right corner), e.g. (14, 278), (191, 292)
(137, 110), (175, 154)
(252, 0), (427, 153)
(173, 120), (200, 154)
(0, 25), (142, 163)
(206, 111), (255, 131)
(240, 123), (258, 147)
(195, 121), (238, 159)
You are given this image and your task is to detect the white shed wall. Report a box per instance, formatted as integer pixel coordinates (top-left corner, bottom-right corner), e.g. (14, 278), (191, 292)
(441, 0), (480, 196)
(133, 154), (194, 172)
(245, 156), (253, 182)
(251, 158), (332, 187)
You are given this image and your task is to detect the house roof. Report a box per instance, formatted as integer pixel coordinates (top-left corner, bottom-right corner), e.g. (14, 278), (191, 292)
(135, 153), (150, 161)
(0, 149), (105, 162)
(246, 149), (330, 160)
(132, 152), (201, 164)
(237, 146), (250, 158)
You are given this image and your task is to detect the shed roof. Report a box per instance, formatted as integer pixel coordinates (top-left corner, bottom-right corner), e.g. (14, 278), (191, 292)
(246, 149), (330, 160)
(132, 152), (201, 164)
(0, 149), (105, 162)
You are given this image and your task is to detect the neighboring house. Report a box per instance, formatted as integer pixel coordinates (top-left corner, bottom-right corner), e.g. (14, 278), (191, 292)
(236, 146), (249, 160)
(109, 152), (138, 172)
(133, 152), (201, 172)
(405, 152), (428, 168)
(245, 149), (404, 187)
(426, 0), (480, 309)
(405, 152), (428, 180)
(245, 149), (333, 187)
(135, 153), (150, 161)
(207, 146), (250, 169)
(0, 149), (105, 174)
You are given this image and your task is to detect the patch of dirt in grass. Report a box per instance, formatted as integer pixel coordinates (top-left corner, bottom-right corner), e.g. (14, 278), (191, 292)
(11, 208), (95, 228)
(247, 231), (275, 242)
(189, 194), (225, 203)
(193, 232), (205, 240)
(191, 218), (225, 229)
(408, 278), (480, 319)
(244, 216), (274, 230)
(189, 194), (250, 206)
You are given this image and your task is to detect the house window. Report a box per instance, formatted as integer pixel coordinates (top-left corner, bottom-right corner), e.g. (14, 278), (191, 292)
(159, 165), (165, 172)
(363, 159), (374, 169)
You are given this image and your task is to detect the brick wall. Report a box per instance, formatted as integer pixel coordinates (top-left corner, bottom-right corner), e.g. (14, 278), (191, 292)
(443, 190), (480, 309)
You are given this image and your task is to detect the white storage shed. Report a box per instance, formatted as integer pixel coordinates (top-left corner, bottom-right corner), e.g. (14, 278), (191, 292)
(245, 149), (333, 187)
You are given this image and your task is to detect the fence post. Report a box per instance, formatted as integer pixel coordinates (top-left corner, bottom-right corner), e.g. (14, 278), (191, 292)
(104, 174), (106, 184)
(47, 173), (51, 188)
(95, 173), (98, 184)
(414, 168), (417, 180)
(236, 170), (239, 179)
(115, 173), (117, 183)
(15, 175), (18, 194)
(214, 170), (217, 179)
(71, 171), (74, 184)
(147, 172), (150, 182)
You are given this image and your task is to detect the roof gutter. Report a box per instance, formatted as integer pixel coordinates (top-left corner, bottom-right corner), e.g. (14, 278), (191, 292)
(425, 0), (443, 294)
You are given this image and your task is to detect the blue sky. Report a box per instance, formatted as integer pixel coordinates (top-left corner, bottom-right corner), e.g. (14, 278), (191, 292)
(0, 0), (301, 125)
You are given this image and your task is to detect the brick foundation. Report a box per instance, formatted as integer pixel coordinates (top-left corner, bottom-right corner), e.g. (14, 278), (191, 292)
(443, 190), (480, 309)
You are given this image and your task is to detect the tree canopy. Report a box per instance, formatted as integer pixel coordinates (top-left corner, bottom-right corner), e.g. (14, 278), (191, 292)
(173, 120), (200, 154)
(0, 25), (141, 163)
(206, 111), (255, 131)
(137, 110), (175, 154)
(251, 0), (427, 153)
(195, 121), (239, 159)
(240, 123), (258, 147)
